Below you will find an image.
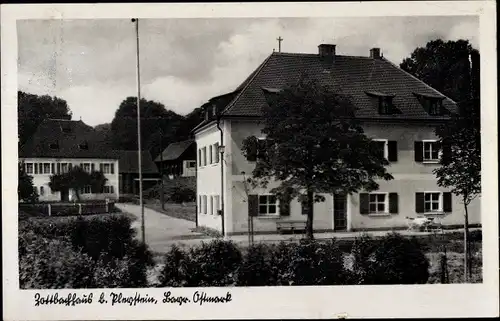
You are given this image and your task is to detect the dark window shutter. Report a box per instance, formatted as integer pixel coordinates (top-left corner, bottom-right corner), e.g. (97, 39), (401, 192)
(111, 163), (115, 174)
(57, 163), (61, 174)
(100, 163), (103, 172)
(389, 193), (398, 214)
(388, 141), (398, 162)
(110, 185), (114, 194)
(442, 143), (452, 161)
(443, 192), (452, 212)
(68, 163), (73, 171)
(415, 193), (425, 213)
(279, 197), (291, 216)
(360, 193), (369, 214)
(51, 163), (55, 174)
(34, 163), (39, 174)
(246, 140), (257, 162)
(91, 163), (95, 172)
(414, 141), (423, 162)
(248, 194), (259, 217)
(39, 163), (43, 173)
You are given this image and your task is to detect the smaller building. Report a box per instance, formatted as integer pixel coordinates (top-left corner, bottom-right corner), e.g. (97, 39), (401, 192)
(19, 119), (120, 201)
(118, 150), (160, 195)
(155, 139), (197, 178)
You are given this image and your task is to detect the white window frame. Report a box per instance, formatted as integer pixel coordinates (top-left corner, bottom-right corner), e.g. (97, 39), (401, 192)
(43, 163), (52, 174)
(82, 162), (91, 173)
(81, 185), (92, 194)
(258, 194), (279, 216)
(61, 163), (68, 173)
(422, 140), (441, 163)
(209, 145), (213, 164)
(368, 192), (389, 216)
(214, 195), (220, 215)
(424, 191), (443, 214)
(186, 160), (196, 168)
(202, 195), (207, 214)
(202, 147), (207, 167)
(373, 139), (389, 159)
(25, 163), (34, 174)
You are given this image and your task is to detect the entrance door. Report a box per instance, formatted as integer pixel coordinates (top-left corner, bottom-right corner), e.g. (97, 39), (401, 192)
(333, 193), (347, 231)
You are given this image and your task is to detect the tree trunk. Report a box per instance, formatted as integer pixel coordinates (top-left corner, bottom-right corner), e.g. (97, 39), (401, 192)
(463, 202), (470, 283)
(306, 188), (314, 240)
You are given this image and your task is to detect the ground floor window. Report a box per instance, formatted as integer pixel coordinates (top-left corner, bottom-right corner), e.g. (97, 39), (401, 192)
(103, 185), (114, 194)
(202, 195), (207, 214)
(424, 192), (441, 212)
(258, 194), (278, 215)
(80, 185), (92, 194)
(25, 163), (33, 174)
(213, 195), (220, 215)
(39, 186), (45, 196)
(369, 193), (387, 214)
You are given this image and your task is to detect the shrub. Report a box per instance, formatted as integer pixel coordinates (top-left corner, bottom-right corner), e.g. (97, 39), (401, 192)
(350, 234), (378, 284)
(158, 245), (190, 287)
(19, 234), (95, 289)
(237, 243), (277, 286)
(187, 239), (242, 286)
(271, 239), (347, 286)
(362, 233), (430, 284)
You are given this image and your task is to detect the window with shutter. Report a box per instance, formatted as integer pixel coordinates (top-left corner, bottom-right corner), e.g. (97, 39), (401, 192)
(443, 192), (452, 212)
(246, 139), (258, 162)
(367, 193), (388, 215)
(414, 141), (424, 162)
(248, 194), (259, 217)
(415, 193), (425, 213)
(388, 141), (398, 162)
(91, 163), (95, 172)
(56, 163), (61, 174)
(34, 163), (39, 174)
(372, 139), (388, 159)
(198, 149), (202, 167)
(111, 163), (115, 174)
(359, 193), (369, 214)
(422, 140), (440, 162)
(51, 163), (55, 174)
(389, 193), (398, 214)
(209, 145), (213, 164)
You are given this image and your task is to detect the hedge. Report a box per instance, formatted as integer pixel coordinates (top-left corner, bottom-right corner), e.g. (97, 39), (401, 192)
(19, 202), (119, 217)
(19, 214), (154, 289)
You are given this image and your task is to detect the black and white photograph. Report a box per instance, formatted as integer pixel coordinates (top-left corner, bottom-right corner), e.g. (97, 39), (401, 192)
(2, 2), (498, 320)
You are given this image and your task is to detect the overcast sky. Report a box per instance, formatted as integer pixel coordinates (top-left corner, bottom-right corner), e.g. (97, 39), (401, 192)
(17, 16), (478, 126)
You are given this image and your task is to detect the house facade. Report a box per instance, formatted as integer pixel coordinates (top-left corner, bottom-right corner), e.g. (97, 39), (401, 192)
(19, 119), (120, 202)
(193, 44), (481, 236)
(155, 139), (197, 178)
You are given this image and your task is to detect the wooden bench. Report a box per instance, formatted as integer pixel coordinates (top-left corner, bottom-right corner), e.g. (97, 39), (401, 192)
(276, 221), (307, 234)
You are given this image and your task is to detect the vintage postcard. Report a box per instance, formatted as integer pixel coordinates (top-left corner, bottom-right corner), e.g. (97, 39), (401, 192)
(2, 1), (498, 320)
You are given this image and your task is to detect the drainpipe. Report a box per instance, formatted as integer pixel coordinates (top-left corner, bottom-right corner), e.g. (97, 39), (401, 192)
(216, 117), (225, 237)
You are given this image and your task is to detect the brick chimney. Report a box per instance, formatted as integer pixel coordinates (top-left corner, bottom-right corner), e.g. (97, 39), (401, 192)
(318, 44), (336, 59)
(370, 48), (381, 59)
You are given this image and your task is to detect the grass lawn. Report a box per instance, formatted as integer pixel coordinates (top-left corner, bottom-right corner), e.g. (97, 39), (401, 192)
(144, 200), (196, 222)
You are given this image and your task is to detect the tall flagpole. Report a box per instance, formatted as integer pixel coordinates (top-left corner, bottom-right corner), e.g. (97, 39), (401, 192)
(132, 18), (145, 246)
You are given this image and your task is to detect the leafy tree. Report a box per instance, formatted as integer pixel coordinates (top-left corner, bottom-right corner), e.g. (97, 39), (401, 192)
(400, 39), (477, 103)
(110, 97), (185, 158)
(242, 75), (393, 239)
(18, 91), (72, 147)
(18, 162), (38, 203)
(49, 166), (107, 201)
(434, 99), (480, 282)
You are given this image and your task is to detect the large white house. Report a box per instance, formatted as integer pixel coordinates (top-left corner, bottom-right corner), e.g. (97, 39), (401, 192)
(193, 44), (481, 236)
(19, 119), (120, 202)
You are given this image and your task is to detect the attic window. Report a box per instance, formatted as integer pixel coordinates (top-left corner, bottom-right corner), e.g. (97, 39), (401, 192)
(79, 142), (89, 150)
(49, 142), (59, 150)
(212, 104), (217, 117)
(414, 93), (445, 116)
(365, 91), (396, 115)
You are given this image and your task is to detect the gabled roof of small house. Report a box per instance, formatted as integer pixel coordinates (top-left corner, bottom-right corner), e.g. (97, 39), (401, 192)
(118, 150), (159, 174)
(193, 46), (458, 132)
(155, 139), (195, 162)
(19, 119), (119, 159)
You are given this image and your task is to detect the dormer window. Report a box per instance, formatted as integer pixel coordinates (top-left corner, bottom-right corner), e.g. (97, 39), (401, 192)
(379, 97), (393, 115)
(366, 91), (396, 115)
(212, 105), (217, 117)
(414, 93), (445, 116)
(61, 125), (72, 133)
(49, 142), (59, 150)
(79, 142), (88, 150)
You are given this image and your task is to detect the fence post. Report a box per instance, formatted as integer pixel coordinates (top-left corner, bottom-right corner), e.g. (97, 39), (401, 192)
(106, 199), (109, 213)
(78, 203), (82, 215)
(48, 204), (51, 217)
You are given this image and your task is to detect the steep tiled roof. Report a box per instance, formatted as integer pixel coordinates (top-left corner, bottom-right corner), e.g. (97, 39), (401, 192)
(19, 119), (119, 159)
(118, 150), (159, 174)
(221, 52), (457, 119)
(155, 139), (195, 162)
